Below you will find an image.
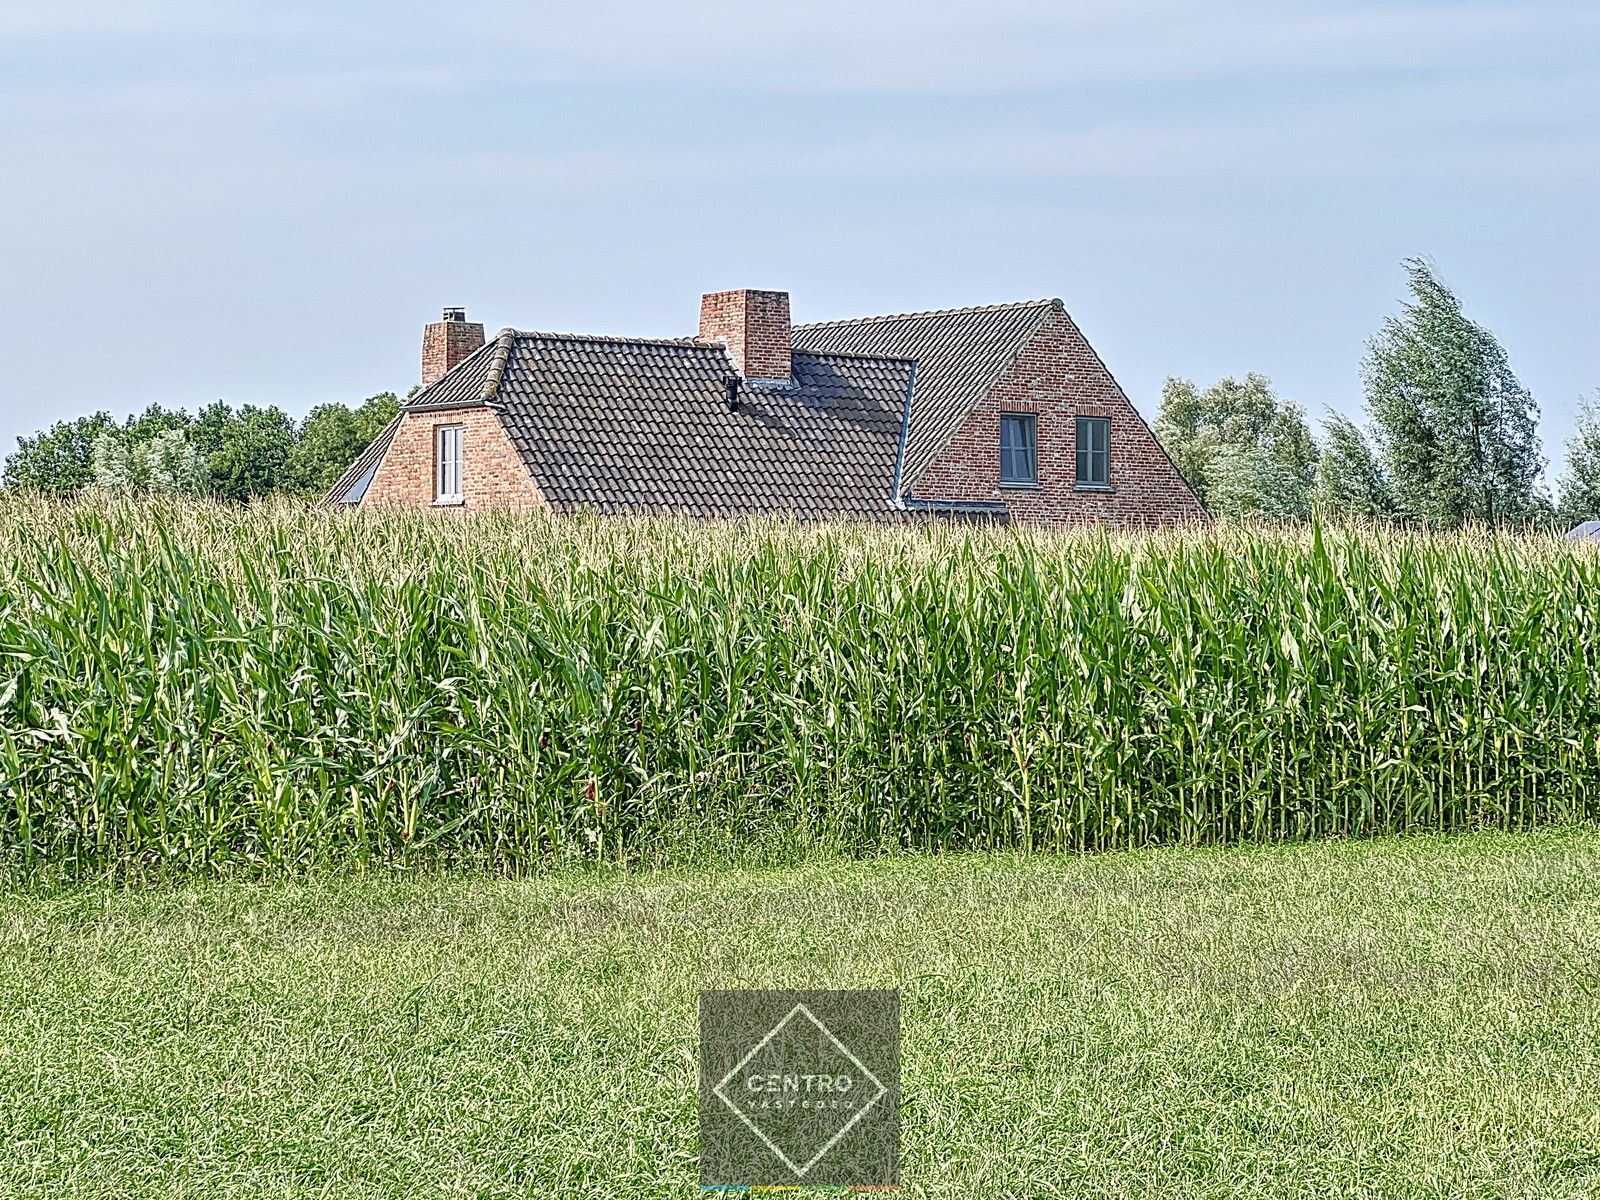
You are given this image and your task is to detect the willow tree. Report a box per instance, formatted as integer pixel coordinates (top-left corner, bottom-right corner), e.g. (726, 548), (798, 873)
(1155, 373), (1318, 518)
(1557, 393), (1600, 528)
(1313, 411), (1393, 519)
(1364, 259), (1548, 526)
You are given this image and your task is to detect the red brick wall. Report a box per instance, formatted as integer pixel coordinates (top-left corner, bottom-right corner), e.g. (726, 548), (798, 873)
(422, 317), (486, 386)
(698, 289), (791, 381)
(911, 307), (1208, 527)
(363, 407), (544, 509)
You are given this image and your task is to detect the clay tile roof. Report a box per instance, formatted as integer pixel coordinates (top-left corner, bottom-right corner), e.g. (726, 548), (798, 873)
(792, 300), (1057, 485)
(486, 334), (915, 519)
(331, 300), (1059, 515)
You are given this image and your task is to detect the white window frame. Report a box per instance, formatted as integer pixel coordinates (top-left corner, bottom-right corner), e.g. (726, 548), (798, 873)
(434, 424), (464, 504)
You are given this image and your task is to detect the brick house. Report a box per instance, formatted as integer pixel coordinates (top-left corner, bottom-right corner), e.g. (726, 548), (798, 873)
(328, 289), (1205, 525)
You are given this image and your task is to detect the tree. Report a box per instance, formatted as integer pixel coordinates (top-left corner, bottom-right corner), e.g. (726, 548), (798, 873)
(1155, 373), (1318, 517)
(189, 400), (238, 458)
(8, 392), (397, 502)
(1208, 446), (1314, 521)
(1556, 393), (1600, 528)
(91, 429), (208, 495)
(1313, 412), (1393, 519)
(122, 403), (193, 443)
(1364, 258), (1548, 527)
(3, 412), (120, 494)
(89, 434), (132, 491)
(284, 392), (398, 496)
(143, 429), (209, 494)
(205, 405), (296, 501)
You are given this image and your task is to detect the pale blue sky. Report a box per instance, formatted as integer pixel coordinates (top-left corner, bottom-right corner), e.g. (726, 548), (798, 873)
(2, 2), (1597, 479)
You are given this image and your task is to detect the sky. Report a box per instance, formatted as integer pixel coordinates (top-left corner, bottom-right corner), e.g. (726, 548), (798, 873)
(2, 1), (1597, 481)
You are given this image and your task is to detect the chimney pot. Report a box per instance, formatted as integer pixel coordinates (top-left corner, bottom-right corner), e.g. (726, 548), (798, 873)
(698, 288), (791, 382)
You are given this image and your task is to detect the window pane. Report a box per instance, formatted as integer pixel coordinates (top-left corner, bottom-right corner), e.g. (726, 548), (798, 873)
(999, 414), (1036, 484)
(437, 425), (464, 499)
(1076, 418), (1109, 486)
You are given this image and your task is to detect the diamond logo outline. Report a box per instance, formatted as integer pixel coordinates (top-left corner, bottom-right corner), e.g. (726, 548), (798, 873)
(710, 1002), (889, 1179)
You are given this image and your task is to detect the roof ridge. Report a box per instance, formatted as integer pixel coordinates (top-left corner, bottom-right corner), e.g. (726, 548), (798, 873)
(793, 298), (1059, 332)
(502, 330), (915, 367)
(481, 328), (517, 402)
(502, 329), (709, 349)
(794, 347), (917, 365)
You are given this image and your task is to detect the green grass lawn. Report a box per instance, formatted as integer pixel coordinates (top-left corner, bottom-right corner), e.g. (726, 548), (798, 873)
(3, 830), (1600, 1198)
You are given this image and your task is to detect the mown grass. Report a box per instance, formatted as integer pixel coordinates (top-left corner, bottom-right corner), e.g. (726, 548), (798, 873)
(3, 495), (1600, 873)
(1, 829), (1598, 1197)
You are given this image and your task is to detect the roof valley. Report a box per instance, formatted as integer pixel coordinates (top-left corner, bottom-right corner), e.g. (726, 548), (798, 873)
(335, 298), (1061, 516)
(793, 299), (1057, 485)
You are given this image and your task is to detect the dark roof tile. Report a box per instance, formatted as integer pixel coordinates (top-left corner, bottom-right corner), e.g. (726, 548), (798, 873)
(332, 300), (1054, 517)
(485, 334), (913, 519)
(793, 300), (1055, 485)
(324, 414), (400, 505)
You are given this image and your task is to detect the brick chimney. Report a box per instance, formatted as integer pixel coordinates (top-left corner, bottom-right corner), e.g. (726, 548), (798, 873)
(421, 307), (485, 386)
(698, 289), (791, 382)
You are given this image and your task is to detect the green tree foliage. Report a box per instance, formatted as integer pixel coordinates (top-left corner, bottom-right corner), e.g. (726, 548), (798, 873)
(122, 403), (193, 443)
(1313, 412), (1393, 519)
(1556, 393), (1600, 529)
(6, 395), (393, 501)
(284, 393), (398, 496)
(189, 400), (239, 459)
(91, 429), (209, 495)
(1364, 259), (1548, 527)
(1155, 373), (1318, 518)
(1208, 447), (1314, 521)
(2, 412), (120, 495)
(205, 405), (296, 502)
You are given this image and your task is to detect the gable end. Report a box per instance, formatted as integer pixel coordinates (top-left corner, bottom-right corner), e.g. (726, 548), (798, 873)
(909, 307), (1208, 526)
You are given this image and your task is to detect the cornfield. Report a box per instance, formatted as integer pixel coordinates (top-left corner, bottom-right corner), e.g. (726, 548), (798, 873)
(1, 494), (1597, 874)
